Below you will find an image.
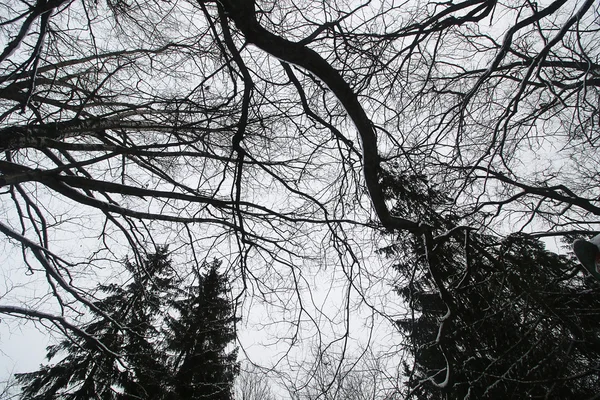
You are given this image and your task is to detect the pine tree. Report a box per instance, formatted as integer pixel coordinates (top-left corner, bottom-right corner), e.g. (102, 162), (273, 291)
(381, 172), (600, 398)
(16, 248), (172, 399)
(165, 260), (239, 400)
(16, 250), (239, 399)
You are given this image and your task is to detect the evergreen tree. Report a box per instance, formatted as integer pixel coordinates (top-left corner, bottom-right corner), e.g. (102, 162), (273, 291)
(381, 172), (600, 398)
(16, 250), (239, 400)
(165, 260), (239, 400)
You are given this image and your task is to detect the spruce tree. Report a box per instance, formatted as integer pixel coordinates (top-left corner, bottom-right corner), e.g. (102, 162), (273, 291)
(381, 172), (600, 398)
(165, 260), (239, 400)
(16, 248), (172, 399)
(16, 250), (239, 399)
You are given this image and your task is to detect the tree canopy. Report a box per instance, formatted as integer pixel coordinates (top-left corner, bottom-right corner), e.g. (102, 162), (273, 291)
(1, 0), (599, 397)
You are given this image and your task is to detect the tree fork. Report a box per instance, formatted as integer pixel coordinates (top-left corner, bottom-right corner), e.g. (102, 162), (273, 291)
(217, 0), (426, 234)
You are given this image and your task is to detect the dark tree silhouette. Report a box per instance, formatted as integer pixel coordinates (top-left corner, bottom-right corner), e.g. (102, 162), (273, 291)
(382, 173), (600, 398)
(16, 249), (238, 399)
(166, 260), (239, 400)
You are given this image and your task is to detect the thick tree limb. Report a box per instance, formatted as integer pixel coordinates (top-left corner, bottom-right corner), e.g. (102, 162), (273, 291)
(218, 0), (424, 234)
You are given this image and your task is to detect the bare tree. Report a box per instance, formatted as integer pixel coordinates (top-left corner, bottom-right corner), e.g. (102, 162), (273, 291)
(234, 362), (277, 400)
(1, 0), (599, 397)
(0, 372), (20, 400)
(282, 346), (401, 400)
